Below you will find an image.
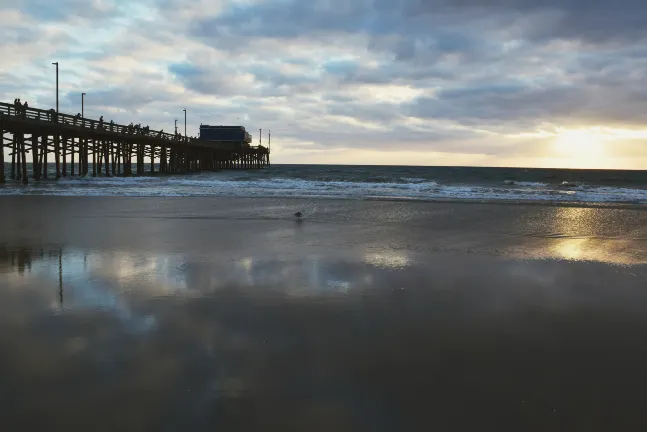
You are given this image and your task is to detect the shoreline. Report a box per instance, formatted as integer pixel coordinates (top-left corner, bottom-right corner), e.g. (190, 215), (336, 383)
(1, 195), (646, 266)
(0, 191), (645, 210)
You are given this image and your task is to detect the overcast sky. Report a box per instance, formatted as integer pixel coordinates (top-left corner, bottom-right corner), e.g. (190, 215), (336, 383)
(2, 0), (647, 168)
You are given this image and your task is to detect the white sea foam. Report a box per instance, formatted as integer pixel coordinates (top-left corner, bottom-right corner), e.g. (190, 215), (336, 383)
(1, 176), (646, 204)
(560, 181), (584, 187)
(400, 177), (427, 183)
(503, 180), (548, 187)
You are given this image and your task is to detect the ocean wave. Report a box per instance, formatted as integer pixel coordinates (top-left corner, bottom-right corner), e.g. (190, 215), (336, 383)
(401, 177), (427, 183)
(559, 181), (585, 188)
(1, 176), (646, 204)
(503, 180), (548, 187)
(166, 177), (440, 191)
(58, 177), (159, 187)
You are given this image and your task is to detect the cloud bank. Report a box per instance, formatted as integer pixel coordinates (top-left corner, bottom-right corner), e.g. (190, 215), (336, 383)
(2, 0), (647, 168)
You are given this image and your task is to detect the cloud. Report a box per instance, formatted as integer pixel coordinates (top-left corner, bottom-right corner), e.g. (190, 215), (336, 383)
(1, 0), (647, 167)
(6, 0), (122, 22)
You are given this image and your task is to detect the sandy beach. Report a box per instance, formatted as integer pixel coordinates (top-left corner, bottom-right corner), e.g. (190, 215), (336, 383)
(1, 196), (646, 431)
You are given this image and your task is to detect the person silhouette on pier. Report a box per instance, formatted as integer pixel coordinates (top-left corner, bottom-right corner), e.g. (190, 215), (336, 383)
(98, 116), (104, 129)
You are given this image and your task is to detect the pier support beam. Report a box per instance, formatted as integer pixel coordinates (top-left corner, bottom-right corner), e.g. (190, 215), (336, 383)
(71, 138), (75, 176)
(62, 137), (67, 177)
(111, 142), (116, 175)
(161, 147), (167, 173)
(15, 138), (20, 181)
(54, 134), (61, 179)
(11, 136), (15, 180)
(93, 139), (97, 177)
(150, 145), (155, 174)
(83, 138), (89, 176)
(43, 135), (48, 179)
(103, 141), (109, 176)
(117, 142), (122, 175)
(32, 135), (40, 180)
(20, 133), (28, 185)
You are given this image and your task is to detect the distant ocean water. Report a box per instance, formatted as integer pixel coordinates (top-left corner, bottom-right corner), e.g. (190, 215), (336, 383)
(1, 164), (647, 204)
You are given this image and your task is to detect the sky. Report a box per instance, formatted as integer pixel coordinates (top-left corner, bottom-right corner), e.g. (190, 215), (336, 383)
(1, 0), (647, 169)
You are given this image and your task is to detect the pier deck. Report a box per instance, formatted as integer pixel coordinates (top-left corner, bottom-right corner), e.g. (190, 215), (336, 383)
(0, 101), (269, 184)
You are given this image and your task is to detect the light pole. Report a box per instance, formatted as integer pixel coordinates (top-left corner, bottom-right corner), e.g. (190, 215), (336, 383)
(81, 92), (86, 118)
(175, 119), (178, 135)
(52, 62), (59, 114)
(183, 109), (187, 139)
(52, 62), (59, 180)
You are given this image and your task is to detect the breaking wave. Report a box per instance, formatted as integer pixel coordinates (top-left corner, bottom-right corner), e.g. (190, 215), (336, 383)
(503, 180), (548, 187)
(1, 175), (646, 204)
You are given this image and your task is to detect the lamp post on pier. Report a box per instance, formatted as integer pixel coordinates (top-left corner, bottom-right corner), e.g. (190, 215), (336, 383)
(52, 62), (59, 114)
(183, 109), (187, 140)
(81, 92), (86, 118)
(175, 119), (178, 135)
(51, 61), (59, 179)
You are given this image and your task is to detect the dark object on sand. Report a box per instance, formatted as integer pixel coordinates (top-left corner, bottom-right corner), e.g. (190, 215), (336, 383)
(294, 212), (302, 219)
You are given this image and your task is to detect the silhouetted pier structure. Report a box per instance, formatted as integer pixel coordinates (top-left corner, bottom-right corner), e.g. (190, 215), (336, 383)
(0, 101), (270, 185)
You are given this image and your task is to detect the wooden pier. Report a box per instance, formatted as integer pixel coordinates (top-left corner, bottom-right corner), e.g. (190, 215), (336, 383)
(0, 101), (270, 184)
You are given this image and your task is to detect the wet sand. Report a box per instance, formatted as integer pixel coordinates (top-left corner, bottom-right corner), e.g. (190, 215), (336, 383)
(0, 196), (646, 431)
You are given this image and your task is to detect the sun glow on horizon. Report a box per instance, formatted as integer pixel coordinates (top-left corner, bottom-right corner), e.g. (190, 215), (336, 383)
(552, 128), (608, 168)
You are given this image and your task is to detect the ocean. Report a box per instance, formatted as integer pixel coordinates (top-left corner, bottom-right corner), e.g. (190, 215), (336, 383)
(1, 164), (647, 204)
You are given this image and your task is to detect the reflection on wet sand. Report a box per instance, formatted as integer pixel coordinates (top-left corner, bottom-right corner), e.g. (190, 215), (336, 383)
(524, 206), (647, 265)
(1, 243), (647, 431)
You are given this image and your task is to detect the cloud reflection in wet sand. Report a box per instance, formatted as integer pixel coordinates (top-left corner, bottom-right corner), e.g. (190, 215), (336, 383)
(0, 245), (647, 430)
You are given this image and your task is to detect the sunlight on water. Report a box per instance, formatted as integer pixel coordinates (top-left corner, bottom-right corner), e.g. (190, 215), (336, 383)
(363, 252), (411, 269)
(547, 207), (645, 265)
(554, 238), (587, 260)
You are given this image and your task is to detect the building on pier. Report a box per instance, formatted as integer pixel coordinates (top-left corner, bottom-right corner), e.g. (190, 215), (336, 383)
(199, 125), (252, 147)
